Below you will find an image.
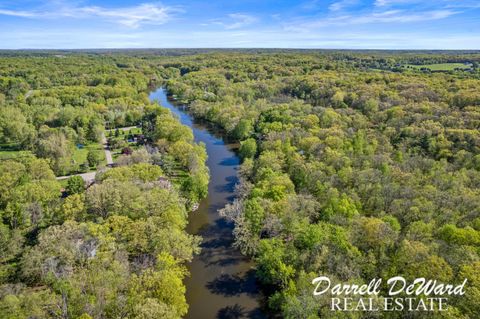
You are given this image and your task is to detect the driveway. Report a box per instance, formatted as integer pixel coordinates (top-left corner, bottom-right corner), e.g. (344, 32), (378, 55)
(56, 171), (96, 183)
(56, 127), (132, 183)
(102, 132), (114, 166)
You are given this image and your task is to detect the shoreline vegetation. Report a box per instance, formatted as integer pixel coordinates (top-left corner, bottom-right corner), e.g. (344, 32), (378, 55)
(165, 51), (480, 319)
(0, 54), (209, 318)
(1, 50), (480, 318)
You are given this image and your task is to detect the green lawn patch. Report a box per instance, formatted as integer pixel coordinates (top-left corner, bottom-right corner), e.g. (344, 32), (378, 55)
(58, 178), (69, 188)
(72, 142), (106, 169)
(0, 143), (32, 160)
(111, 141), (142, 161)
(106, 127), (142, 137)
(0, 150), (33, 160)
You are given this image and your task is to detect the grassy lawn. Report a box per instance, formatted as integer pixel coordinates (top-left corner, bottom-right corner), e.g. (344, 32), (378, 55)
(107, 127), (144, 161)
(106, 127), (142, 137)
(0, 142), (105, 175)
(404, 63), (472, 71)
(126, 127), (142, 135)
(0, 150), (33, 160)
(111, 141), (141, 160)
(72, 142), (106, 169)
(58, 178), (69, 188)
(0, 143), (34, 160)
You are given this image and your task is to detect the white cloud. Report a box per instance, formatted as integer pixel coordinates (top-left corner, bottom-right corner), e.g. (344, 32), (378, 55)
(329, 0), (359, 12)
(374, 0), (480, 7)
(0, 0), (476, 49)
(352, 9), (457, 23)
(286, 9), (459, 31)
(0, 2), (179, 28)
(211, 13), (257, 30)
(2, 28), (478, 50)
(80, 4), (175, 28)
(375, 0), (423, 7)
(225, 13), (257, 29)
(445, 1), (480, 9)
(301, 0), (322, 10)
(0, 9), (39, 17)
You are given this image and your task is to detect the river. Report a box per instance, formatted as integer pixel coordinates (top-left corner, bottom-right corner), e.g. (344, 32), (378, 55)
(149, 88), (266, 319)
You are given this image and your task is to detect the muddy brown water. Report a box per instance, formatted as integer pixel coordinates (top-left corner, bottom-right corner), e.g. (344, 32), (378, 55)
(149, 88), (266, 319)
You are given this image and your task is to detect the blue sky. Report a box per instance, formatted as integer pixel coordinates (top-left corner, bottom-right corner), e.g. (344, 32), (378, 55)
(0, 0), (479, 49)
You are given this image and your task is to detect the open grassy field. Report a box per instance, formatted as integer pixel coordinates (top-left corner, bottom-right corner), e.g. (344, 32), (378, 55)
(106, 127), (142, 136)
(110, 140), (142, 161)
(0, 143), (104, 175)
(405, 63), (472, 71)
(107, 126), (144, 161)
(0, 150), (33, 160)
(72, 142), (106, 168)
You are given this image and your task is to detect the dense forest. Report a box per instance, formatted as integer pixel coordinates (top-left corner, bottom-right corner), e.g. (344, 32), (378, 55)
(163, 52), (480, 318)
(1, 50), (480, 318)
(0, 54), (208, 318)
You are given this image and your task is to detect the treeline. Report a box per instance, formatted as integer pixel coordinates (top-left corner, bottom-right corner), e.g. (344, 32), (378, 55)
(163, 52), (480, 318)
(1, 159), (200, 318)
(2, 50), (480, 318)
(0, 55), (173, 175)
(0, 54), (209, 318)
(334, 52), (480, 72)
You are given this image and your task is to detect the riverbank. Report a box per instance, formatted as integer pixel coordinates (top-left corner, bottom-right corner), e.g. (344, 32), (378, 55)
(149, 88), (266, 319)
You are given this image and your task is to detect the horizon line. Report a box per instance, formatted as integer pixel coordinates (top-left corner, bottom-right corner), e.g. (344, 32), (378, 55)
(1, 48), (480, 52)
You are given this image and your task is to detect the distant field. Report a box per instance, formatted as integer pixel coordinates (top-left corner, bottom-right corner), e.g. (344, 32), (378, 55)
(405, 63), (472, 71)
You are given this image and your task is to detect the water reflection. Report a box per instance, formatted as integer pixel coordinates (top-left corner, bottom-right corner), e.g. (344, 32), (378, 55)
(219, 156), (240, 166)
(207, 270), (259, 297)
(217, 304), (267, 319)
(149, 88), (266, 319)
